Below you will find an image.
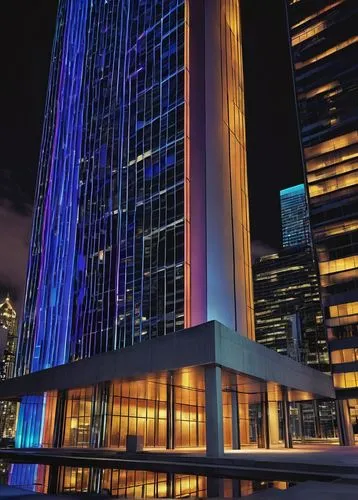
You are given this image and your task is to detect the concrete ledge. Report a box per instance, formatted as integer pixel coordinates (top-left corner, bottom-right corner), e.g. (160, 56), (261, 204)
(0, 321), (335, 400)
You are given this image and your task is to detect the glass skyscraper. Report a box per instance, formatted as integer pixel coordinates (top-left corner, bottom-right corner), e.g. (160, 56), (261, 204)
(280, 184), (311, 248)
(11, 0), (259, 453)
(287, 0), (358, 443)
(253, 246), (328, 371)
(17, 0), (255, 379)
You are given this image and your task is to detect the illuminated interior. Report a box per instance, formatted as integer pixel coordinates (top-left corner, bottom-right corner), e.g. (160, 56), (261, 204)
(63, 387), (93, 447)
(295, 36), (358, 70)
(12, 363), (316, 453)
(334, 373), (358, 389)
(331, 348), (358, 364)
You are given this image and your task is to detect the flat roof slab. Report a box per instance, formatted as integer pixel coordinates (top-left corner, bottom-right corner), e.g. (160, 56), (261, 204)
(0, 321), (334, 400)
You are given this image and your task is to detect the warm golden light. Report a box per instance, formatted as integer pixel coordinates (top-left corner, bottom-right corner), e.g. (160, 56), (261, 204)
(307, 159), (357, 183)
(314, 220), (358, 240)
(291, 0), (344, 30)
(298, 81), (340, 101)
(295, 36), (358, 70)
(309, 170), (358, 197)
(334, 372), (358, 389)
(319, 256), (358, 276)
(330, 302), (358, 318)
(292, 20), (327, 46)
(305, 131), (358, 161)
(331, 348), (358, 364)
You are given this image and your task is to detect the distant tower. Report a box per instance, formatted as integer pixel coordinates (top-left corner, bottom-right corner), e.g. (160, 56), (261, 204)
(280, 184), (311, 248)
(0, 296), (18, 439)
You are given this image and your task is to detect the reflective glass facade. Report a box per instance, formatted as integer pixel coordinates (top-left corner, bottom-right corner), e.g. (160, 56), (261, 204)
(287, 0), (358, 426)
(17, 0), (254, 369)
(12, 366), (295, 452)
(14, 0), (255, 450)
(18, 0), (187, 376)
(280, 184), (311, 248)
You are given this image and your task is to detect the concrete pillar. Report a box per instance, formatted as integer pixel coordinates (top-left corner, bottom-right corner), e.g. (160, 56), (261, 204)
(166, 372), (175, 450)
(268, 400), (280, 447)
(258, 391), (270, 448)
(282, 387), (292, 448)
(230, 374), (240, 450)
(239, 392), (250, 447)
(336, 400), (354, 446)
(205, 365), (224, 457)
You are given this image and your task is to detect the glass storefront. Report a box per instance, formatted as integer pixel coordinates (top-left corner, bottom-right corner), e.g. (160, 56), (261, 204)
(63, 387), (93, 447)
(106, 375), (167, 449)
(15, 365), (329, 452)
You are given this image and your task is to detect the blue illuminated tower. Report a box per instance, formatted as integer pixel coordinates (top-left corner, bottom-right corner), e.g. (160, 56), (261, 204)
(280, 184), (311, 248)
(14, 0), (255, 451)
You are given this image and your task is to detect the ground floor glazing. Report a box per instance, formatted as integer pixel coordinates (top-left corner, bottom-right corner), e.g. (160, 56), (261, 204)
(13, 365), (338, 453)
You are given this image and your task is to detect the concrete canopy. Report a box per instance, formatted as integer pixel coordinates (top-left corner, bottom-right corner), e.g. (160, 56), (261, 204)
(0, 321), (335, 400)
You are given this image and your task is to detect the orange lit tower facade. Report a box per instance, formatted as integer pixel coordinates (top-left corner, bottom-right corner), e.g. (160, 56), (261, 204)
(287, 0), (358, 443)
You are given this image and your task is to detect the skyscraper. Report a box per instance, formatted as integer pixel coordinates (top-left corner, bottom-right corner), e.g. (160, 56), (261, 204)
(17, 0), (254, 378)
(0, 296), (18, 439)
(14, 0), (255, 451)
(0, 1), (335, 468)
(253, 246), (328, 371)
(287, 0), (358, 443)
(280, 184), (311, 248)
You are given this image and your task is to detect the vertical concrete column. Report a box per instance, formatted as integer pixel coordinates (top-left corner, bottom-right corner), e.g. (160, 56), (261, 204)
(166, 371), (175, 450)
(205, 365), (224, 457)
(230, 373), (240, 449)
(268, 400), (279, 447)
(336, 400), (354, 446)
(239, 392), (250, 446)
(282, 387), (293, 448)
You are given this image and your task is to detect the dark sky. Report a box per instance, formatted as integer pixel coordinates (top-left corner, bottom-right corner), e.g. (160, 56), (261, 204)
(241, 0), (304, 257)
(0, 0), (303, 305)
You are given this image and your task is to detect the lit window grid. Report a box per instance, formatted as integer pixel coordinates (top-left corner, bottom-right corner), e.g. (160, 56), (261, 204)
(16, 0), (186, 375)
(288, 1), (358, 359)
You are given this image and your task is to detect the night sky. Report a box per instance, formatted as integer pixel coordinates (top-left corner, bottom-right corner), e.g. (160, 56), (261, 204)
(0, 0), (303, 307)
